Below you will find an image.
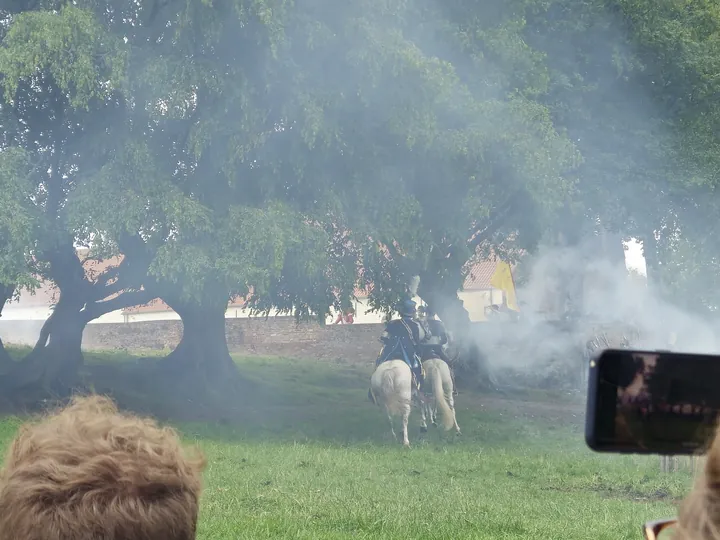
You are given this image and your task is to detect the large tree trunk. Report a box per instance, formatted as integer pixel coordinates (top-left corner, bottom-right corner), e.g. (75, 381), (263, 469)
(0, 284), (88, 404)
(157, 297), (239, 390)
(24, 294), (86, 391)
(13, 243), (91, 398)
(0, 241), (153, 406)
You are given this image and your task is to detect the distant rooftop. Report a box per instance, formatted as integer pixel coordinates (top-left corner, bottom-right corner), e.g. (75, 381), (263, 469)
(4, 252), (515, 314)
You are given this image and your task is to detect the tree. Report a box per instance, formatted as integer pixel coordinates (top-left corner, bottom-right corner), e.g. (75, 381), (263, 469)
(0, 147), (38, 367)
(349, 0), (581, 387)
(3, 0), (719, 403)
(522, 0), (720, 315)
(55, 0), (579, 392)
(0, 4), (156, 400)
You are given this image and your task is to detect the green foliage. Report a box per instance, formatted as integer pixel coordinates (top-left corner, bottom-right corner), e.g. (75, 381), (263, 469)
(0, 147), (39, 289)
(0, 5), (126, 109)
(0, 0), (719, 323)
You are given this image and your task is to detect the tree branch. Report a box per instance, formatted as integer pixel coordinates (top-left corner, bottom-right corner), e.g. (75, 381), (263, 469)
(32, 314), (54, 353)
(92, 256), (152, 300)
(91, 262), (122, 290)
(0, 284), (14, 317)
(45, 242), (93, 299)
(382, 240), (417, 277)
(82, 289), (156, 322)
(91, 233), (156, 300)
(467, 191), (523, 250)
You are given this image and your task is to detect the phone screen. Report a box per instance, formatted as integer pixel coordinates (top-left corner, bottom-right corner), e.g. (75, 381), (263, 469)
(586, 349), (720, 454)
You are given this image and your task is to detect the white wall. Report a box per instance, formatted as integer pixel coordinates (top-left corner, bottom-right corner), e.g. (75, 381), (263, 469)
(326, 296), (417, 325)
(3, 306), (130, 324)
(457, 289), (504, 321)
(122, 306), (291, 324)
(4, 288), (508, 325)
(327, 290), (505, 324)
(1, 307), (52, 321)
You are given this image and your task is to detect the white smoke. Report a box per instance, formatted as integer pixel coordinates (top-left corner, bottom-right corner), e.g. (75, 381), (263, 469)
(470, 237), (720, 389)
(408, 275), (420, 297)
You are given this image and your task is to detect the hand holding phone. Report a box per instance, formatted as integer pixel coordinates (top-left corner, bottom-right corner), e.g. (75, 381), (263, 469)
(586, 349), (720, 455)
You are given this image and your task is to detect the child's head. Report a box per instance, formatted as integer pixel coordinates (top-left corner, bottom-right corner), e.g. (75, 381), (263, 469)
(0, 395), (205, 540)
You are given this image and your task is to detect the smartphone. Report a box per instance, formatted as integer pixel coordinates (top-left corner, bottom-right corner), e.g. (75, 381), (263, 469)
(586, 349), (720, 454)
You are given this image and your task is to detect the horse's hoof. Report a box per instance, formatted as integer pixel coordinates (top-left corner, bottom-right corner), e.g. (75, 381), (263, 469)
(455, 431), (462, 437)
(420, 426), (428, 433)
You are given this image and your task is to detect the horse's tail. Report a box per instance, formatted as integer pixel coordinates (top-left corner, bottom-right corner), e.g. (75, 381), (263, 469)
(429, 364), (454, 431)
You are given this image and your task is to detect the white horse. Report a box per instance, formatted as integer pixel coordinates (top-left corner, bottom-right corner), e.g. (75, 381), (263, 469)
(419, 357), (461, 435)
(369, 360), (413, 447)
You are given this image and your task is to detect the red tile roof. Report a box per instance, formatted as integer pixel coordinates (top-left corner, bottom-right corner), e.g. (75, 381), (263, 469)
(462, 248), (521, 290)
(9, 280), (59, 308)
(4, 250), (516, 314)
(6, 250), (125, 310)
(121, 298), (173, 314)
(462, 261), (498, 290)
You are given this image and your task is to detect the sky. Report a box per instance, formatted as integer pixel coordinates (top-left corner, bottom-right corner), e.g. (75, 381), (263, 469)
(624, 238), (647, 275)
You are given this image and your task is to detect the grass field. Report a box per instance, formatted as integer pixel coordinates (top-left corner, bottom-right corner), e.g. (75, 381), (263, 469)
(0, 352), (697, 539)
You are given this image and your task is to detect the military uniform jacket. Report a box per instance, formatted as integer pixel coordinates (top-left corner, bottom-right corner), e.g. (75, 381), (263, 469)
(420, 319), (450, 360)
(377, 317), (426, 367)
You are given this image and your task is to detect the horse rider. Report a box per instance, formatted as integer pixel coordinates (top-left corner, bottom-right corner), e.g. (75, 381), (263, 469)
(374, 298), (426, 391)
(420, 306), (459, 396)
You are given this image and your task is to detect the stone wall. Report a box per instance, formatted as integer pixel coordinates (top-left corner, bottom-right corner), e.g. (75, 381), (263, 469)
(0, 318), (384, 363)
(0, 317), (570, 366)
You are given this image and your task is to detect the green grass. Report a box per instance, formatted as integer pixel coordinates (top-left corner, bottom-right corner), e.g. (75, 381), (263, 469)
(0, 353), (696, 539)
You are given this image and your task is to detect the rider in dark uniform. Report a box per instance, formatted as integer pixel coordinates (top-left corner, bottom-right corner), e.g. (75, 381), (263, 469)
(374, 298), (426, 390)
(419, 307), (450, 362)
(420, 307), (459, 396)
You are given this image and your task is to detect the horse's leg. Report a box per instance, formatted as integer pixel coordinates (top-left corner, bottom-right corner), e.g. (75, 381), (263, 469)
(430, 402), (438, 427)
(419, 399), (428, 432)
(385, 406), (397, 441)
(401, 402), (411, 447)
(411, 390), (426, 430)
(446, 390), (461, 435)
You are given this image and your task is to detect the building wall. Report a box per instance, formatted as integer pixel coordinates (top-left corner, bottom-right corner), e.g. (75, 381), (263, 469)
(74, 317), (520, 361)
(0, 307), (52, 321)
(0, 303), (516, 364)
(2, 288), (506, 327)
(1, 306), (126, 324)
(0, 318), (383, 363)
(459, 289), (505, 321)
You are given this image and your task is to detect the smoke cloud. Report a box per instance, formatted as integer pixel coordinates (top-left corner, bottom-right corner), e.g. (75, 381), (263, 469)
(471, 238), (720, 390)
(408, 275), (421, 298)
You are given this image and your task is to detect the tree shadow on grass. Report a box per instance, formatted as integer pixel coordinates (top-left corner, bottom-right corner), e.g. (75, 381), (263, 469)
(0, 348), (584, 448)
(82, 354), (402, 446)
(89, 361), (581, 451)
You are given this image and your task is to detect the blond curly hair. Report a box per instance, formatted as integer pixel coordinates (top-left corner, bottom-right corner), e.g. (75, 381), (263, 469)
(0, 395), (206, 540)
(675, 426), (720, 540)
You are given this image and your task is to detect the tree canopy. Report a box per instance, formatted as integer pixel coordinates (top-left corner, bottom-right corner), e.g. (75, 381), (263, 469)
(0, 0), (718, 398)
